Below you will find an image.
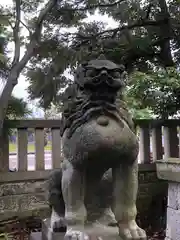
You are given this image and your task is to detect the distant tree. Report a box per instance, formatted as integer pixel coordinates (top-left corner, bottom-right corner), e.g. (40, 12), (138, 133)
(1, 0), (180, 123)
(0, 0), (129, 134)
(0, 0), (82, 133)
(72, 0), (177, 70)
(0, 14), (8, 77)
(26, 0), (180, 118)
(0, 13), (30, 134)
(6, 96), (31, 120)
(44, 103), (62, 119)
(3, 96), (31, 136)
(127, 67), (180, 118)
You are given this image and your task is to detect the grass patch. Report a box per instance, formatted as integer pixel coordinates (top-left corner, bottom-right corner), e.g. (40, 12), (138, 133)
(9, 143), (51, 153)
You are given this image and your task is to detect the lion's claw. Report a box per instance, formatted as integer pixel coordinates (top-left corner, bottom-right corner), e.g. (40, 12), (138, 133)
(118, 221), (147, 240)
(64, 229), (103, 240)
(64, 229), (89, 240)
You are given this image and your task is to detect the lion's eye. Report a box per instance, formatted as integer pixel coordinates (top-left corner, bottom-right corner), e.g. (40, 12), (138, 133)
(110, 71), (121, 78)
(85, 69), (97, 77)
(79, 86), (84, 91)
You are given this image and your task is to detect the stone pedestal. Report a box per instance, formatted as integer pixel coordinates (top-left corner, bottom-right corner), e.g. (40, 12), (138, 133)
(30, 219), (66, 240)
(31, 218), (121, 240)
(156, 158), (180, 240)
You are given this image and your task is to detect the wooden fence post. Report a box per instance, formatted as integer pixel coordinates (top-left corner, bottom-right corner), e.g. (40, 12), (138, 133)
(0, 133), (9, 171)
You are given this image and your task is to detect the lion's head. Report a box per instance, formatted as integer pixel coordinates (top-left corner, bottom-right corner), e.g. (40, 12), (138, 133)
(74, 54), (126, 102)
(61, 55), (127, 138)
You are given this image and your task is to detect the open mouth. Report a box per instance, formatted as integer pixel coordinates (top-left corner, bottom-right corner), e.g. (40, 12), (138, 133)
(89, 92), (116, 103)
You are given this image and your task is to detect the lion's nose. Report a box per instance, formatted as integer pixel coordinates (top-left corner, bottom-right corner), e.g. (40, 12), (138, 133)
(101, 70), (108, 75)
(92, 78), (101, 84)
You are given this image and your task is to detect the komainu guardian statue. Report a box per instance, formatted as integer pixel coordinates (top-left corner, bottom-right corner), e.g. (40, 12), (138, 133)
(48, 55), (147, 240)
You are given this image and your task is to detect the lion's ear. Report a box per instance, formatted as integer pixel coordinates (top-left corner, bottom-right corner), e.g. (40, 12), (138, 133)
(97, 54), (107, 60)
(81, 61), (88, 68)
(118, 64), (125, 72)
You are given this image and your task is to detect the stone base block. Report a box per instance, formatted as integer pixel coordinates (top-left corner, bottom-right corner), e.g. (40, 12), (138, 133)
(166, 207), (180, 240)
(30, 231), (65, 240)
(30, 232), (42, 240)
(168, 183), (180, 209)
(35, 218), (121, 240)
(42, 219), (66, 240)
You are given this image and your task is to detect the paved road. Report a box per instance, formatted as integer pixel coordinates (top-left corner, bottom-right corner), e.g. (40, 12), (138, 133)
(9, 151), (142, 171)
(9, 152), (52, 171)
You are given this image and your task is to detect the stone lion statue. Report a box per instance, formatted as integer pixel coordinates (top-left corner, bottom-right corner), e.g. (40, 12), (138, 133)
(48, 55), (146, 240)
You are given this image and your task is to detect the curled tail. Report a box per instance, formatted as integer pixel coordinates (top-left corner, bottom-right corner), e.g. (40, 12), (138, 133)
(48, 169), (65, 217)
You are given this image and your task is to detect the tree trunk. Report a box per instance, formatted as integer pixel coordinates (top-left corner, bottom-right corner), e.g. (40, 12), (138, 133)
(158, 0), (174, 66)
(0, 76), (17, 136)
(0, 39), (36, 135)
(0, 0), (58, 135)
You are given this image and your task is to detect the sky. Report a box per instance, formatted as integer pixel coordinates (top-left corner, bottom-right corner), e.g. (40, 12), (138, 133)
(2, 0), (118, 102)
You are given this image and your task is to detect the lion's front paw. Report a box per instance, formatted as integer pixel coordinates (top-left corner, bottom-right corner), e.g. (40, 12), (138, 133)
(64, 229), (89, 240)
(64, 228), (103, 240)
(118, 220), (147, 240)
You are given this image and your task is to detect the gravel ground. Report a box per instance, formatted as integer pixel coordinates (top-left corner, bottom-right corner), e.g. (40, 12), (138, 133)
(0, 216), (165, 239)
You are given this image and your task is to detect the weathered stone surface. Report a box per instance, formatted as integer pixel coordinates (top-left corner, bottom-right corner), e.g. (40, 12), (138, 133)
(30, 232), (42, 240)
(0, 180), (47, 196)
(138, 171), (158, 183)
(53, 55), (148, 239)
(0, 193), (49, 221)
(42, 219), (66, 240)
(0, 206), (50, 221)
(167, 183), (180, 210)
(156, 159), (180, 240)
(0, 179), (49, 220)
(42, 218), (121, 240)
(156, 159), (180, 182)
(138, 182), (166, 197)
(0, 195), (19, 212)
(0, 168), (167, 222)
(19, 193), (47, 211)
(166, 207), (180, 240)
(0, 193), (47, 211)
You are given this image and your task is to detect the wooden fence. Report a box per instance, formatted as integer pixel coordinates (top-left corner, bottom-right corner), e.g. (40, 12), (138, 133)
(0, 119), (180, 175)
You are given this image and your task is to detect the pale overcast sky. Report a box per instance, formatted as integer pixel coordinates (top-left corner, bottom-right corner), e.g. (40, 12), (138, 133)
(2, 0), (118, 101)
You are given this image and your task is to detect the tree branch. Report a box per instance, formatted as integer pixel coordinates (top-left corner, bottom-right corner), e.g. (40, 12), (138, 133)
(0, 0), (58, 134)
(75, 18), (169, 47)
(7, 19), (14, 30)
(60, 0), (125, 12)
(12, 0), (58, 78)
(145, 3), (153, 19)
(12, 0), (21, 67)
(33, 0), (58, 42)
(10, 0), (58, 79)
(20, 19), (33, 36)
(157, 0), (173, 66)
(1, 13), (34, 36)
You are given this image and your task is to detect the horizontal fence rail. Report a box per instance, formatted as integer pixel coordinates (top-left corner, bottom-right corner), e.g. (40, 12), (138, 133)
(0, 119), (180, 173)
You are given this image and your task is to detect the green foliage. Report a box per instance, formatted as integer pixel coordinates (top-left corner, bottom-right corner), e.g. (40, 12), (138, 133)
(23, 0), (180, 118)
(1, 0), (180, 119)
(127, 67), (180, 118)
(6, 96), (31, 120)
(3, 96), (31, 136)
(71, 0), (176, 69)
(0, 232), (9, 240)
(0, 17), (9, 77)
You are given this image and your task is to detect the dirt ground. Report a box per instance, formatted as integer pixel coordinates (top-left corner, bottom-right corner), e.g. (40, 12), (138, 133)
(0, 216), (165, 240)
